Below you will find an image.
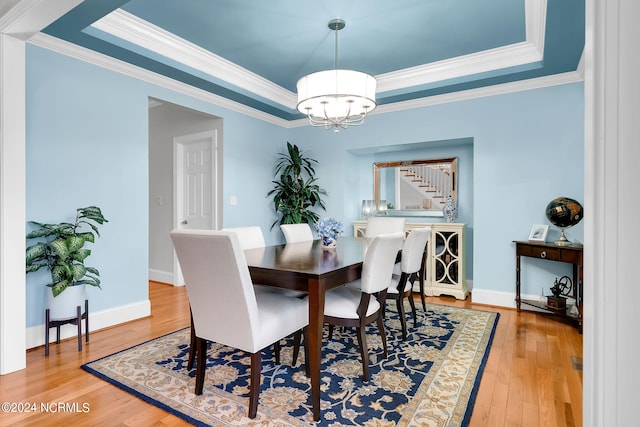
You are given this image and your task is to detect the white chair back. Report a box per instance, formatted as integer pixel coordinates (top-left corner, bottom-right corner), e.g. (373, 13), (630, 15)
(400, 227), (431, 274)
(170, 230), (260, 352)
(364, 217), (406, 238)
(360, 232), (404, 294)
(222, 226), (265, 249)
(280, 223), (314, 243)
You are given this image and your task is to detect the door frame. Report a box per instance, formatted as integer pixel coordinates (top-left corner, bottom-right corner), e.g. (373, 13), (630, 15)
(172, 129), (220, 286)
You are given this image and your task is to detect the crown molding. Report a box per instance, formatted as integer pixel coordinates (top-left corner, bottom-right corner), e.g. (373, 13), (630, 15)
(376, 71), (583, 114)
(0, 0), (81, 38)
(28, 32), (291, 128)
(29, 4), (579, 131)
(377, 0), (546, 93)
(376, 41), (542, 94)
(526, 0), (547, 53)
(92, 2), (548, 109)
(576, 49), (585, 79)
(91, 9), (296, 109)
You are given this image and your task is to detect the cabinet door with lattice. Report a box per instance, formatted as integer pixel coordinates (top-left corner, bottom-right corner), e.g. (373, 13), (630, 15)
(426, 224), (468, 300)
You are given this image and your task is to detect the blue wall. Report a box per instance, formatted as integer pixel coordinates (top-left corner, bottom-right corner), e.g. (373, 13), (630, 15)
(25, 45), (287, 327)
(26, 44), (583, 327)
(290, 83), (584, 296)
(26, 46), (149, 326)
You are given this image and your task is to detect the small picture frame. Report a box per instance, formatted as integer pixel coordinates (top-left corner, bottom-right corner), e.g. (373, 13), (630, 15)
(528, 224), (549, 242)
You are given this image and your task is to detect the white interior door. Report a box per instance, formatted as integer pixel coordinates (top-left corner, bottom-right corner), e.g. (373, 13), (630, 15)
(173, 130), (218, 286)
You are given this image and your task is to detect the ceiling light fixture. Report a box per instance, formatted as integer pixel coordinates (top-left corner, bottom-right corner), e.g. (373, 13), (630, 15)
(296, 19), (377, 132)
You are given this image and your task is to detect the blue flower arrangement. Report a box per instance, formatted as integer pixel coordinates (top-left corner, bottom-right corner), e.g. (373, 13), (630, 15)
(316, 218), (343, 247)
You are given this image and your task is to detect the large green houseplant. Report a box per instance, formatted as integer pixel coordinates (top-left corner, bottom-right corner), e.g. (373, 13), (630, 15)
(25, 206), (108, 297)
(267, 142), (327, 228)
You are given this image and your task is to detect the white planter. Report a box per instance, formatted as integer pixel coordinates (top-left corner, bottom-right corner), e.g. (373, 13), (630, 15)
(46, 285), (86, 321)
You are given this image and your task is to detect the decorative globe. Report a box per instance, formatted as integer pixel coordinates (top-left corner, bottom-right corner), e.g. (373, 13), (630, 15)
(545, 197), (583, 228)
(545, 197), (583, 245)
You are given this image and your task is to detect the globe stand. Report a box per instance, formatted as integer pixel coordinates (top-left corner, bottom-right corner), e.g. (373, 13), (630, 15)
(554, 227), (572, 246)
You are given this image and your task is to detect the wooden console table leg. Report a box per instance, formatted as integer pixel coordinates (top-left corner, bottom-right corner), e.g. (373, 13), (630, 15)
(45, 309), (50, 356)
(515, 254), (522, 311)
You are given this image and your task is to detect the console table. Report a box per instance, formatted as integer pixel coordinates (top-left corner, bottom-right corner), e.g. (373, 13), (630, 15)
(514, 240), (583, 332)
(353, 221), (468, 300)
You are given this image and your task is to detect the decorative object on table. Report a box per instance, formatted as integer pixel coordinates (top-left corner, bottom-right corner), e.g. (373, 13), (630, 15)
(316, 217), (343, 248)
(545, 196), (584, 246)
(546, 275), (573, 310)
(25, 206), (108, 354)
(83, 303), (499, 426)
(361, 199), (376, 218)
(443, 194), (458, 222)
(267, 142), (327, 229)
(377, 199), (387, 214)
(528, 224), (549, 242)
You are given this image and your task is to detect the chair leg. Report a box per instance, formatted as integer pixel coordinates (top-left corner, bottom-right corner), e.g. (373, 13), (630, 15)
(273, 341), (281, 365)
(396, 295), (408, 340)
(303, 327), (310, 377)
(194, 337), (207, 395)
(187, 312), (196, 370)
(408, 291), (418, 327)
(355, 326), (370, 381)
(248, 352), (261, 418)
(420, 253), (427, 311)
(292, 330), (302, 366)
(376, 314), (388, 360)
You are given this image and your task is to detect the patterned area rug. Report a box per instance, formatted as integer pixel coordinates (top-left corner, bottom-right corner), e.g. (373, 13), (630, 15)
(82, 303), (498, 426)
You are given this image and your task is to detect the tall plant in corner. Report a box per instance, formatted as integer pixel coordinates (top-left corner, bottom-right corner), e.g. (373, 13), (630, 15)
(267, 142), (327, 228)
(25, 206), (108, 297)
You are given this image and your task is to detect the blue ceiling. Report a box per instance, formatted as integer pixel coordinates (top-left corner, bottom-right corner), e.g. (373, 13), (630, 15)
(42, 0), (584, 121)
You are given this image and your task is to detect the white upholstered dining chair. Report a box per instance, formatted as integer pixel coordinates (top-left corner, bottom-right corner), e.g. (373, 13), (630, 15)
(386, 227), (431, 340)
(364, 217), (406, 237)
(312, 232), (404, 381)
(221, 226), (265, 249)
(185, 225), (304, 370)
(280, 223), (314, 243)
(170, 229), (309, 419)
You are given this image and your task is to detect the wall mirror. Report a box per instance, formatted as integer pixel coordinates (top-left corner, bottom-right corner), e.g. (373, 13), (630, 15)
(373, 157), (457, 217)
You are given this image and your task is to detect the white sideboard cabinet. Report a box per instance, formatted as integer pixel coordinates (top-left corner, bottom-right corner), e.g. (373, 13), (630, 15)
(353, 221), (468, 300)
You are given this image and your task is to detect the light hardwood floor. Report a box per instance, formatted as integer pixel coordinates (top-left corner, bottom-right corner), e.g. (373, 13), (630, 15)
(0, 282), (582, 426)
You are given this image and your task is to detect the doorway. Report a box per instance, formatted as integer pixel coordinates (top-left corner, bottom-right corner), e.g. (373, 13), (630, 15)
(148, 99), (223, 286)
(172, 130), (219, 286)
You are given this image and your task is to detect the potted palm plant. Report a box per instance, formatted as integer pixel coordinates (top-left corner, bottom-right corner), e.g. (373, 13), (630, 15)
(25, 206), (108, 319)
(267, 142), (327, 229)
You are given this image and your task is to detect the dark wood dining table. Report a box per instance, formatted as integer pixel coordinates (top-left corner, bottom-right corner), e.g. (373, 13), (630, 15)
(244, 236), (368, 421)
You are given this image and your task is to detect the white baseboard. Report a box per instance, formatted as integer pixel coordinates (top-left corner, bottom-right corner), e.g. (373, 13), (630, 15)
(149, 268), (173, 284)
(470, 288), (540, 309)
(26, 299), (151, 350)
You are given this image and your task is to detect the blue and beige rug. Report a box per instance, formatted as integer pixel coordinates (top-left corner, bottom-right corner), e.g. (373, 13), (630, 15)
(82, 303), (498, 426)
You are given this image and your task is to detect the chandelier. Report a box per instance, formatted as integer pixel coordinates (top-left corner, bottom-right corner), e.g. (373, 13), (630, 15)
(296, 19), (377, 132)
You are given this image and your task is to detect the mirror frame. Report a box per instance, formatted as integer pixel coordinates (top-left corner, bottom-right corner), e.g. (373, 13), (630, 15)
(373, 157), (458, 217)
